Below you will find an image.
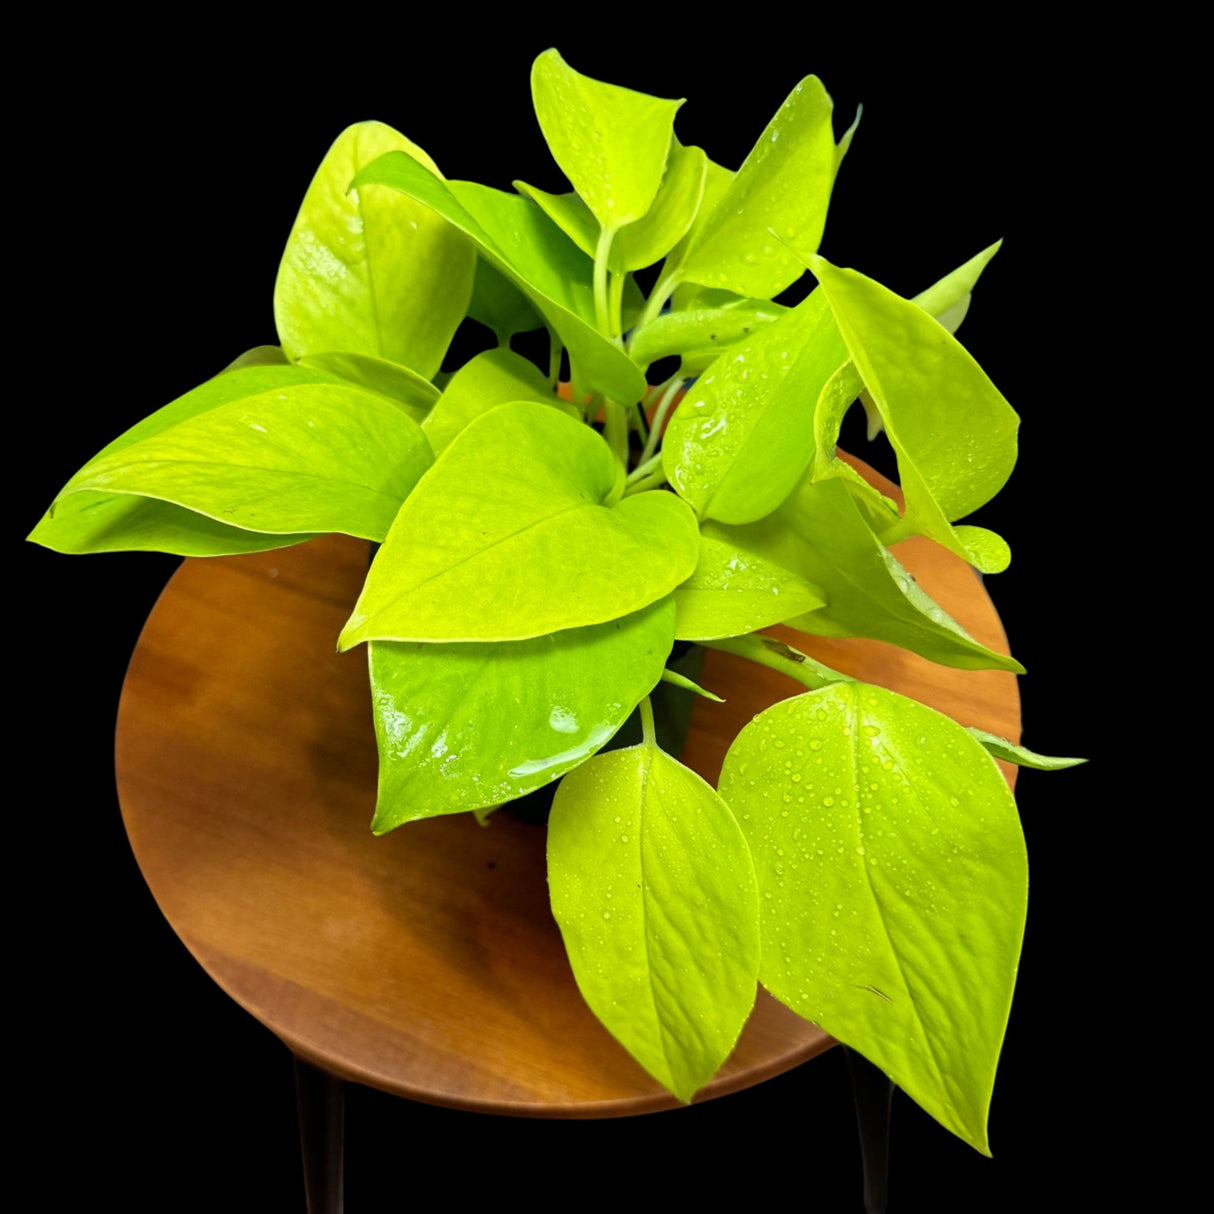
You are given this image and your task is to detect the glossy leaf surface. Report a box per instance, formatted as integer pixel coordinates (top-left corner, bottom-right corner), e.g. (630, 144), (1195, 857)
(340, 403), (699, 646)
(274, 122), (474, 378)
(369, 598), (674, 830)
(674, 532), (825, 640)
(628, 299), (785, 370)
(351, 154), (645, 404)
(911, 240), (1002, 335)
(57, 382), (431, 542)
(32, 366), (367, 554)
(549, 743), (760, 1101)
(713, 478), (1022, 672)
(675, 78), (849, 298)
(718, 683), (1027, 1151)
(531, 49), (682, 230)
(663, 289), (847, 523)
(812, 256), (1018, 570)
(422, 348), (576, 455)
(967, 728), (1087, 771)
(297, 351), (439, 423)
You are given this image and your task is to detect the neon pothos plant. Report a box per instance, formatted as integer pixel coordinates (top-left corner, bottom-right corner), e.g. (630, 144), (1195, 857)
(30, 51), (1080, 1152)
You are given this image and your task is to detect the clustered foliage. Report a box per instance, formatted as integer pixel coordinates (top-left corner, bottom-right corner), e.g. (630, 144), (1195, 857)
(30, 51), (1080, 1151)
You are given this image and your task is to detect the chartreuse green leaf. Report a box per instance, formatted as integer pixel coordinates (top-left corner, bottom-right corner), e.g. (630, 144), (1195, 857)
(351, 154), (646, 405)
(422, 348), (577, 455)
(811, 256), (1018, 573)
(912, 240), (1002, 336)
(548, 738), (760, 1101)
(672, 78), (853, 299)
(966, 728), (1087, 771)
(297, 352), (439, 423)
(30, 365), (359, 555)
(467, 258), (544, 344)
(274, 122), (474, 379)
(628, 299), (786, 371)
(340, 403), (699, 647)
(711, 478), (1022, 673)
(368, 598), (675, 830)
(47, 381), (432, 544)
(674, 532), (825, 641)
(663, 289), (848, 524)
(222, 345), (289, 372)
(517, 141), (705, 276)
(531, 49), (682, 232)
(718, 684), (1027, 1151)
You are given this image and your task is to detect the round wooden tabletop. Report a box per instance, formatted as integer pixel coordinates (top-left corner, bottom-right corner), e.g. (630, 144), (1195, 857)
(115, 475), (1019, 1119)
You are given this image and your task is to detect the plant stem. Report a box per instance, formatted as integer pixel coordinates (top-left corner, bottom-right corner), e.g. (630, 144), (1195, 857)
(594, 226), (616, 337)
(702, 634), (856, 691)
(609, 270), (626, 343)
(625, 453), (663, 485)
(879, 516), (915, 546)
(639, 695), (657, 746)
(604, 399), (629, 466)
(623, 467), (668, 496)
(629, 269), (680, 348)
(548, 330), (563, 392)
(639, 377), (685, 464)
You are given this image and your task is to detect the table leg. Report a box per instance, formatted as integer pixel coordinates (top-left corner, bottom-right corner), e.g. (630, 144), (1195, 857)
(844, 1047), (894, 1214)
(294, 1054), (345, 1214)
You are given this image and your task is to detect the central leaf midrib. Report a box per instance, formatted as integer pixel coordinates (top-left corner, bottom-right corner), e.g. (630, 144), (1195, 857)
(845, 689), (952, 1102)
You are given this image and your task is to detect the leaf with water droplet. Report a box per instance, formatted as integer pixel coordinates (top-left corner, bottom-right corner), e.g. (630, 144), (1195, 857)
(709, 477), (1023, 672)
(670, 78), (854, 298)
(531, 49), (683, 232)
(350, 154), (646, 405)
(673, 531), (825, 640)
(663, 289), (847, 524)
(718, 682), (1026, 1152)
(369, 598), (674, 830)
(549, 742), (759, 1102)
(340, 403), (699, 646)
(422, 348), (576, 455)
(274, 122), (475, 379)
(966, 728), (1087, 771)
(810, 256), (1018, 573)
(628, 298), (786, 372)
(29, 365), (431, 554)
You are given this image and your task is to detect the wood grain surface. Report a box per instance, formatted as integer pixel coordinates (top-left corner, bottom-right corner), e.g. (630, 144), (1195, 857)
(114, 462), (1019, 1119)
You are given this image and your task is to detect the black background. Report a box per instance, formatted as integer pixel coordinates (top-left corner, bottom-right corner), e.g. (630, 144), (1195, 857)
(19, 21), (1125, 1212)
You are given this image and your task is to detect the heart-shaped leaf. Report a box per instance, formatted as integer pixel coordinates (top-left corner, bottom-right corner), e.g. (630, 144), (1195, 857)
(672, 78), (854, 298)
(274, 121), (475, 378)
(52, 380), (431, 543)
(673, 532), (825, 640)
(422, 348), (577, 455)
(351, 154), (646, 405)
(549, 741), (760, 1102)
(29, 365), (416, 555)
(663, 288), (847, 524)
(531, 49), (683, 232)
(967, 728), (1086, 771)
(710, 477), (1023, 672)
(339, 402), (699, 647)
(369, 598), (675, 830)
(718, 683), (1027, 1152)
(811, 256), (1019, 572)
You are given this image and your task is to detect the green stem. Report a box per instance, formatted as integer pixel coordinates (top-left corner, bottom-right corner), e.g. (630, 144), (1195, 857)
(604, 399), (629, 466)
(702, 634), (856, 691)
(625, 453), (663, 485)
(623, 467), (668, 496)
(609, 270), (626, 343)
(594, 226), (616, 337)
(627, 268), (680, 352)
(880, 516), (916, 546)
(639, 376), (685, 464)
(548, 330), (563, 392)
(639, 695), (657, 746)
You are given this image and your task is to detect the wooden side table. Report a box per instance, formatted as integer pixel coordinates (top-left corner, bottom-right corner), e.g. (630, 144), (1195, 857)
(115, 502), (1018, 1210)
